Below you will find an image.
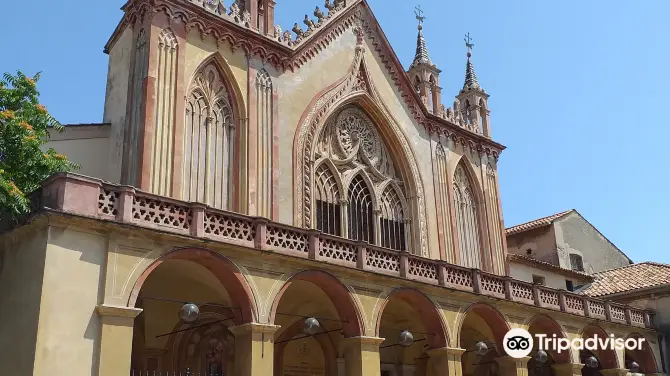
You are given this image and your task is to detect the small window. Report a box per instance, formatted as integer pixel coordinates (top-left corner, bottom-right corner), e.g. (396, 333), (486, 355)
(532, 275), (545, 285)
(570, 254), (584, 272)
(566, 280), (574, 292)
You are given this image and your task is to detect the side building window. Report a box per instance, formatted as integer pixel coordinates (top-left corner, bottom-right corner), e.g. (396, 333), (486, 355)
(313, 105), (409, 251)
(570, 254), (584, 272)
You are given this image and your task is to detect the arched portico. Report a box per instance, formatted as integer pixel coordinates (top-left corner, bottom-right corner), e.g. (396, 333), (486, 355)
(624, 332), (659, 374)
(526, 315), (572, 376)
(128, 247), (258, 374)
(376, 288), (450, 376)
(579, 324), (619, 376)
(457, 303), (511, 376)
(268, 270), (365, 376)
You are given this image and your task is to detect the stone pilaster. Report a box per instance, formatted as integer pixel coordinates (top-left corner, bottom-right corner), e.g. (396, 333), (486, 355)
(551, 363), (584, 376)
(96, 304), (143, 376)
(599, 369), (630, 376)
(229, 323), (280, 376)
(427, 347), (466, 376)
(495, 356), (531, 376)
(341, 336), (385, 376)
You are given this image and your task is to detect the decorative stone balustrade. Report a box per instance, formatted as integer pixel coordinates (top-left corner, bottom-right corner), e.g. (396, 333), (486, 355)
(34, 173), (654, 329)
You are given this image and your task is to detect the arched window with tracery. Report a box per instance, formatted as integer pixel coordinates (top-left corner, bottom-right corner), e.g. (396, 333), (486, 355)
(315, 163), (341, 236)
(312, 105), (409, 251)
(379, 185), (406, 250)
(453, 163), (481, 269)
(347, 175), (374, 243)
(184, 61), (235, 210)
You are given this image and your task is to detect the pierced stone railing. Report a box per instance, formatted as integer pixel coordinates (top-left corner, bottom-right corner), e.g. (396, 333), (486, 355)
(36, 173), (654, 329)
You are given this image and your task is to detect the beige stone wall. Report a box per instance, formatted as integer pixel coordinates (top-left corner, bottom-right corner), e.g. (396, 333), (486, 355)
(43, 125), (112, 181)
(508, 262), (588, 290)
(274, 31), (356, 225)
(103, 25), (133, 184)
(1, 217), (664, 374)
(31, 225), (108, 375)
(507, 226), (559, 265)
(0, 226), (48, 375)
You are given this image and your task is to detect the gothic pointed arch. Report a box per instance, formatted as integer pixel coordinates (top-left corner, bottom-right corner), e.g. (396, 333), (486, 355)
(453, 157), (485, 270)
(314, 159), (344, 236)
(293, 46), (429, 255)
(183, 53), (246, 211)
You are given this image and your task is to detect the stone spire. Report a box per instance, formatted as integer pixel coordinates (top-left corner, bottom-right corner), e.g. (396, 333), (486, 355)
(456, 33), (491, 137)
(409, 5), (432, 69)
(462, 32), (480, 91)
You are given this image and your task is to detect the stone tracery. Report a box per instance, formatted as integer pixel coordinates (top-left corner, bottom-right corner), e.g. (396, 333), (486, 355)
(314, 105), (408, 251)
(184, 60), (235, 210)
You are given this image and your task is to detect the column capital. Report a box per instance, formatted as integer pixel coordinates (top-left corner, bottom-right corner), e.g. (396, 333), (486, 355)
(426, 347), (466, 358)
(551, 363), (584, 376)
(600, 369), (630, 376)
(495, 356), (531, 375)
(228, 322), (280, 335)
(96, 304), (143, 318)
(341, 336), (385, 347)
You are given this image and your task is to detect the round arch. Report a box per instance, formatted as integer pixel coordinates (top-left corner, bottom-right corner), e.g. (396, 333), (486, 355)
(625, 332), (659, 373)
(274, 320), (338, 376)
(293, 53), (429, 256)
(457, 302), (510, 348)
(375, 288), (449, 349)
(268, 270), (364, 338)
(128, 247), (257, 324)
(579, 324), (619, 369)
(526, 314), (573, 364)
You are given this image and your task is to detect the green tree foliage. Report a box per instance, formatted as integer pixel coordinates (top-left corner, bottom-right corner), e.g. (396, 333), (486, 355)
(0, 71), (78, 220)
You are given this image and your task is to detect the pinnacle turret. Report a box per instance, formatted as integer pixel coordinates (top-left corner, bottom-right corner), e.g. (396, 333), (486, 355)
(410, 24), (432, 70)
(462, 51), (480, 91)
(461, 33), (482, 92)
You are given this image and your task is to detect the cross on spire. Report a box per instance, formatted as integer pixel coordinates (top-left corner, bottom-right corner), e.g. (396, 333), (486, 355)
(464, 32), (474, 52)
(414, 5), (425, 26)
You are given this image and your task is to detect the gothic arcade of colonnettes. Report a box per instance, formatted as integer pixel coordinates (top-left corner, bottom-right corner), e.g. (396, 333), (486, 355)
(0, 0), (665, 376)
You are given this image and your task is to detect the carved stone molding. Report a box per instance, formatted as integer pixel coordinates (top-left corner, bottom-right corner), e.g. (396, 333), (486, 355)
(105, 0), (504, 158)
(294, 30), (428, 256)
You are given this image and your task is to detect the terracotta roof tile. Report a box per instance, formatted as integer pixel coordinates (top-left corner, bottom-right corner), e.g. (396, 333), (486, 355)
(580, 262), (670, 297)
(505, 210), (573, 235)
(507, 254), (594, 281)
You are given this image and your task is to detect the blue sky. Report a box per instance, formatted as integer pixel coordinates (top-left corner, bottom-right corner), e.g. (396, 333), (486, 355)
(1, 0), (668, 263)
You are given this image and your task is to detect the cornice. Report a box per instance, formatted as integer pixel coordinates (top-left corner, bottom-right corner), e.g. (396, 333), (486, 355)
(104, 0), (505, 156)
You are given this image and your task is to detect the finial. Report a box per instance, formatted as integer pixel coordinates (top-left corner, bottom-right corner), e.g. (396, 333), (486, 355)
(414, 5), (425, 29)
(462, 32), (480, 91)
(464, 32), (474, 57)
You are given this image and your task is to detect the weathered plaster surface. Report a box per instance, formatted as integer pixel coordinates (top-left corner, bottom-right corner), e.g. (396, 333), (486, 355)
(102, 26), (133, 184)
(0, 228), (48, 375)
(32, 226), (107, 375)
(554, 213), (631, 273)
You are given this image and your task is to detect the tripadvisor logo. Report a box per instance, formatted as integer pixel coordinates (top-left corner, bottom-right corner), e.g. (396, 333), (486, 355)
(503, 328), (645, 359)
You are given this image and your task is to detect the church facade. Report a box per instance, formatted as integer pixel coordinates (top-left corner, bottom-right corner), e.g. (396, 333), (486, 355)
(0, 0), (664, 376)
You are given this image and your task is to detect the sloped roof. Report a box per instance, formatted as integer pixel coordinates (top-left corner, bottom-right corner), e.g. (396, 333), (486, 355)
(581, 262), (670, 297)
(507, 254), (594, 281)
(505, 210), (573, 235)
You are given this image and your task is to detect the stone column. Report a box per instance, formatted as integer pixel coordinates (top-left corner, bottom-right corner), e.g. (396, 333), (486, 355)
(400, 364), (416, 376)
(551, 363), (584, 376)
(599, 369), (629, 376)
(426, 347), (465, 376)
(337, 357), (345, 376)
(229, 323), (280, 376)
(495, 356), (531, 376)
(96, 304), (143, 376)
(341, 336), (385, 376)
